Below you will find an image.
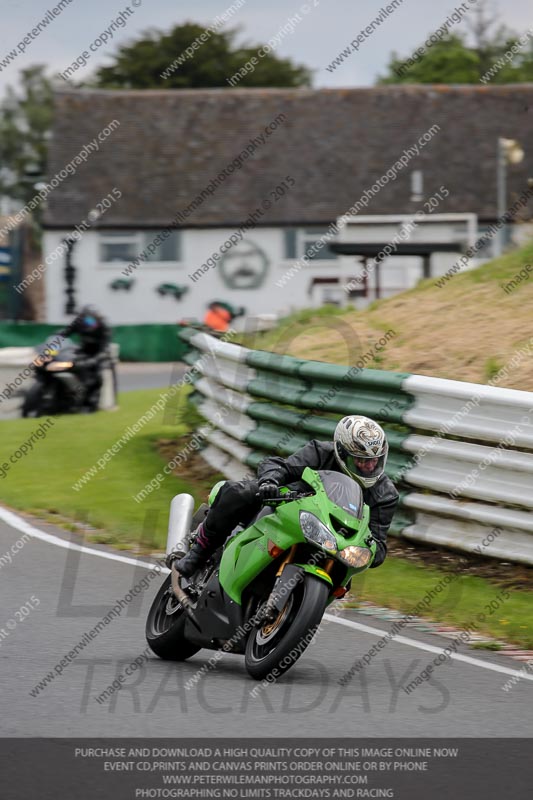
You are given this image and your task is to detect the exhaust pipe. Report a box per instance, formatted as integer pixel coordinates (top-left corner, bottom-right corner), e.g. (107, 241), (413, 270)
(171, 569), (200, 629)
(166, 493), (200, 627)
(165, 493), (195, 561)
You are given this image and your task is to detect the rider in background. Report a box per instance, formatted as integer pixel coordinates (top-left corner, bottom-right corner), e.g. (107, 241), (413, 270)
(58, 306), (111, 411)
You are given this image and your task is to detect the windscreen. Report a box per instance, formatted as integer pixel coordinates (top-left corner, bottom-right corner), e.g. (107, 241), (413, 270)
(315, 470), (364, 519)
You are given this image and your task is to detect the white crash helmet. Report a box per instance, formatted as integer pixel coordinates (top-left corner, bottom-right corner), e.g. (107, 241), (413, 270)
(333, 415), (388, 489)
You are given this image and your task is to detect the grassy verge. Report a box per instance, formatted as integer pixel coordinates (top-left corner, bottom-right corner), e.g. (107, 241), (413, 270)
(0, 387), (216, 551)
(349, 555), (533, 649)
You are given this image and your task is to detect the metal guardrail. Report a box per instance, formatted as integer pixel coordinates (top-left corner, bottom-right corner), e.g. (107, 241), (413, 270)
(180, 329), (533, 566)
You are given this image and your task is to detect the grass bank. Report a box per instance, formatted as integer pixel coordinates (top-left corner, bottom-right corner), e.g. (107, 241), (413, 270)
(245, 239), (533, 390)
(0, 388), (216, 551)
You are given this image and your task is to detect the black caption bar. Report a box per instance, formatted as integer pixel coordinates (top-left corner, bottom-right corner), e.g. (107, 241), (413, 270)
(1, 738), (530, 799)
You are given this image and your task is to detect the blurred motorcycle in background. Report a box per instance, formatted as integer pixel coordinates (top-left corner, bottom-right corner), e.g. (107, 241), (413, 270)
(21, 338), (115, 417)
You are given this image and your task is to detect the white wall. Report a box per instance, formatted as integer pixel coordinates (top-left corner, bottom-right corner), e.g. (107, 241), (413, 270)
(43, 227), (344, 324)
(42, 214), (483, 323)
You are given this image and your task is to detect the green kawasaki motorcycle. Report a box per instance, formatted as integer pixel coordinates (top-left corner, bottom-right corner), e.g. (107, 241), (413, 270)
(146, 468), (377, 681)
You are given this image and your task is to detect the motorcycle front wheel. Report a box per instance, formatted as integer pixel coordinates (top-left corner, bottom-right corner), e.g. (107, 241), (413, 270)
(244, 573), (329, 681)
(21, 381), (45, 417)
(145, 575), (200, 661)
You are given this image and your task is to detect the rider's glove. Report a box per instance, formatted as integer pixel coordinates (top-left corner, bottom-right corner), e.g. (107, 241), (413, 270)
(257, 480), (280, 501)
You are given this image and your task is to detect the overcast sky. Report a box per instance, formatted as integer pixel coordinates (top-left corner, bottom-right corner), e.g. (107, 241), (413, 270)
(1, 0), (531, 96)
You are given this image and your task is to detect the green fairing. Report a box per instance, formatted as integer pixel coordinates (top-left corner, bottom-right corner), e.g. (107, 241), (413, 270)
(218, 467), (375, 604)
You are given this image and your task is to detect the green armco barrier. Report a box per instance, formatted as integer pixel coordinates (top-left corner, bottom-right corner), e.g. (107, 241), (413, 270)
(300, 362), (408, 389)
(246, 349), (410, 390)
(245, 424), (311, 456)
(388, 511), (414, 536)
(183, 351), (200, 368)
(247, 403), (338, 438)
(0, 322), (189, 362)
(383, 454), (413, 481)
(248, 374), (410, 423)
(246, 402), (411, 453)
(244, 451), (264, 470)
(179, 330), (414, 422)
(178, 325), (207, 343)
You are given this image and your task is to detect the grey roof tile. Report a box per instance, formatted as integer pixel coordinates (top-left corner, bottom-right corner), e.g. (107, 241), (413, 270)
(43, 85), (533, 228)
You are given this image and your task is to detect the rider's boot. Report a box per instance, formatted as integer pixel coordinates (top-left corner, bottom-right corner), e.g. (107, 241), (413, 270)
(173, 523), (218, 578)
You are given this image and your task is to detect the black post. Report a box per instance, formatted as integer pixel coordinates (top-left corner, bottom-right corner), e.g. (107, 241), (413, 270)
(7, 226), (24, 320)
(63, 235), (77, 315)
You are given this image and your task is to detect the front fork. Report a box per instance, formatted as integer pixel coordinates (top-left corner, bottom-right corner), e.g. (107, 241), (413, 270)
(262, 546), (335, 622)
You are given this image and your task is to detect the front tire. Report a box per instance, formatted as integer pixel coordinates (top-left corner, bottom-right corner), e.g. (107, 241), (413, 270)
(244, 574), (329, 681)
(22, 382), (44, 417)
(146, 575), (200, 661)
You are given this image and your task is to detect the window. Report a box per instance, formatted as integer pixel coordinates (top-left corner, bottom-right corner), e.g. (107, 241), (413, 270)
(100, 231), (181, 263)
(283, 228), (337, 261)
(145, 232), (180, 262)
(100, 232), (138, 263)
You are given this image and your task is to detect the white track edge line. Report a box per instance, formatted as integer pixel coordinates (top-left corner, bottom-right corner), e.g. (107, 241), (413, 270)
(323, 614), (533, 681)
(0, 505), (168, 573)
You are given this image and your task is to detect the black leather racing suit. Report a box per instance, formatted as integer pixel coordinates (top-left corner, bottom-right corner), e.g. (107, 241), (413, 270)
(203, 440), (399, 568)
(58, 315), (112, 410)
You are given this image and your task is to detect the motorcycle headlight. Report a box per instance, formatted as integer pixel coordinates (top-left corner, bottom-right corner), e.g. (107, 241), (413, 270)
(337, 546), (372, 568)
(46, 361), (73, 371)
(299, 511), (337, 553)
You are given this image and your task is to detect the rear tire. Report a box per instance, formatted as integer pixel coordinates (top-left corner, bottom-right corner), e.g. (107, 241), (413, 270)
(146, 575), (200, 661)
(244, 574), (329, 681)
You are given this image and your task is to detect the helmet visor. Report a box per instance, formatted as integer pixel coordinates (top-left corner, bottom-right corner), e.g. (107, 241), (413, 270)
(337, 443), (387, 483)
(82, 315), (98, 330)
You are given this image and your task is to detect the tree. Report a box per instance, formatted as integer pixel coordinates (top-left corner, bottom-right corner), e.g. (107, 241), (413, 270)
(92, 23), (311, 89)
(380, 35), (482, 84)
(0, 65), (54, 211)
(378, 0), (533, 84)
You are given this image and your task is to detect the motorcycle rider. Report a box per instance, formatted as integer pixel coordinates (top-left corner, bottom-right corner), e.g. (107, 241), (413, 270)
(57, 306), (112, 411)
(174, 415), (399, 578)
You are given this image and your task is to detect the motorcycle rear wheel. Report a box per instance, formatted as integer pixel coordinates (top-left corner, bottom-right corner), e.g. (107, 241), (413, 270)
(244, 574), (329, 681)
(145, 575), (200, 661)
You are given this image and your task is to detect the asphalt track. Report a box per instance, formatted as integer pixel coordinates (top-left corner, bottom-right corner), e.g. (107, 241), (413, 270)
(116, 362), (183, 393)
(1, 508), (532, 738)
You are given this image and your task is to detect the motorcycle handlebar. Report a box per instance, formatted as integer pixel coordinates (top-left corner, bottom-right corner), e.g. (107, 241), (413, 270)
(256, 490), (313, 506)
